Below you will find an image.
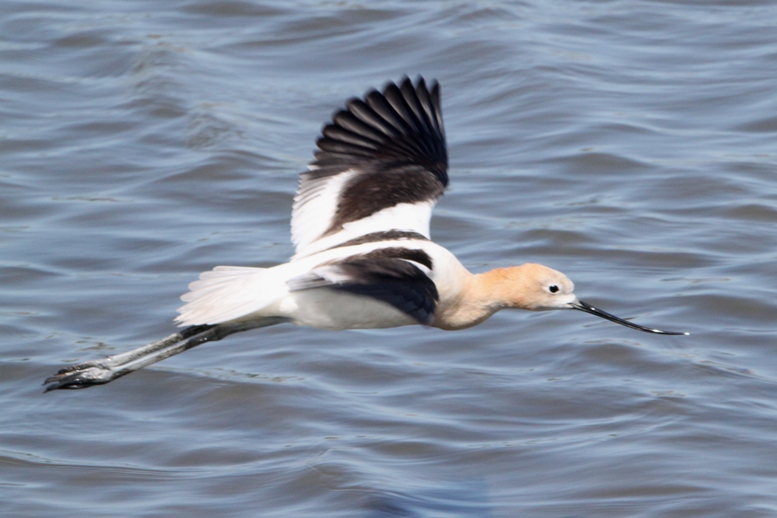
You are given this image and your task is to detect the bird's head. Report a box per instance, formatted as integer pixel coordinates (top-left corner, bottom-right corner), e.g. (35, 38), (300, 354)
(495, 263), (687, 335)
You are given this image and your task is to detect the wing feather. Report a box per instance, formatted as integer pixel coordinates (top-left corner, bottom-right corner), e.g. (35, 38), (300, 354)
(290, 76), (448, 259)
(288, 247), (438, 325)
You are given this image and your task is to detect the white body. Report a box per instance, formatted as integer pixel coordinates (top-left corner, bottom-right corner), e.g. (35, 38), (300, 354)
(176, 240), (471, 330)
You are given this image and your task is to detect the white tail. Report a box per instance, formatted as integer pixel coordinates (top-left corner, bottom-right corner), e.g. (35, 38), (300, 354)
(176, 266), (284, 326)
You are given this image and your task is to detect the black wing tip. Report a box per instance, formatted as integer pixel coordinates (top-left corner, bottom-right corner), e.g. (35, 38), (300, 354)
(336, 76), (439, 118)
(341, 75), (442, 123)
(383, 75), (439, 93)
(314, 76), (448, 184)
(354, 75), (434, 96)
(378, 74), (437, 99)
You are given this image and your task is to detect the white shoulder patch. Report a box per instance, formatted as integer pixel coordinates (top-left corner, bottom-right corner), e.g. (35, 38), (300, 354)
(290, 199), (436, 260)
(290, 168), (357, 257)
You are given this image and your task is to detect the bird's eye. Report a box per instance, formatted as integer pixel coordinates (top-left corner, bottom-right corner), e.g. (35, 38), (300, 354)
(548, 285), (559, 293)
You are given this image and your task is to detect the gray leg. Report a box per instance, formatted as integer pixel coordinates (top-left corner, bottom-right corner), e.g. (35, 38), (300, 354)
(44, 319), (284, 391)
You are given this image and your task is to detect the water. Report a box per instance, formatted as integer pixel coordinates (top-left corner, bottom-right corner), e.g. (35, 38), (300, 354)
(2, 0), (776, 515)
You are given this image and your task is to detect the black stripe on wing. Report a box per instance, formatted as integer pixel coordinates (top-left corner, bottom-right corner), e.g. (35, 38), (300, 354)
(300, 76), (448, 236)
(325, 230), (429, 251)
(288, 247), (438, 325)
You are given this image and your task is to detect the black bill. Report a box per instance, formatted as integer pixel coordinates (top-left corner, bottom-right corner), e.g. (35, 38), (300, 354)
(571, 300), (688, 336)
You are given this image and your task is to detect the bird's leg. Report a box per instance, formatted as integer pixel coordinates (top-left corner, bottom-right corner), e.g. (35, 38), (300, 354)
(43, 320), (284, 391)
(44, 325), (221, 391)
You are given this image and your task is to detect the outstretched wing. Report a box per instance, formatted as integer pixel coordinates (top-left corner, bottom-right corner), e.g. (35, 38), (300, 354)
(291, 76), (448, 259)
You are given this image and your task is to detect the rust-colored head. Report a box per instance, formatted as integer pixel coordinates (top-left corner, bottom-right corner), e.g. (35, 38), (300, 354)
(483, 263), (687, 335)
(487, 263), (576, 311)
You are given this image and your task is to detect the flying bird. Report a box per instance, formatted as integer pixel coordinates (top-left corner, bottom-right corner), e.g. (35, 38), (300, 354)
(45, 77), (686, 391)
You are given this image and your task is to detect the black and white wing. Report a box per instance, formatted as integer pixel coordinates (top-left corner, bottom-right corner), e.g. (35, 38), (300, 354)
(291, 76), (448, 259)
(288, 247), (439, 325)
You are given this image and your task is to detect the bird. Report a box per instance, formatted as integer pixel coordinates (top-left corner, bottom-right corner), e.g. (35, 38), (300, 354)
(44, 76), (687, 391)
